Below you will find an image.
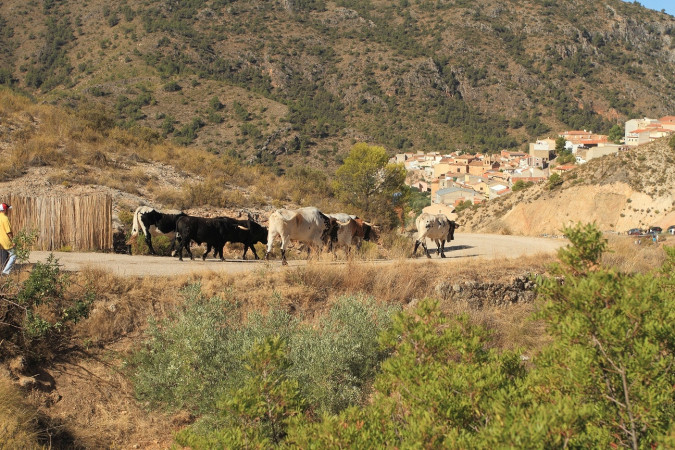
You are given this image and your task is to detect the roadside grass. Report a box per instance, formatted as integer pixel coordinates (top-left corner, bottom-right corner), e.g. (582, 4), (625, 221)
(603, 234), (669, 273)
(0, 376), (41, 447)
(69, 253), (558, 354)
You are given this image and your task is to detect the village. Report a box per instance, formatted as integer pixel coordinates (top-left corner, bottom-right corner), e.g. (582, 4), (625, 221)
(395, 115), (675, 216)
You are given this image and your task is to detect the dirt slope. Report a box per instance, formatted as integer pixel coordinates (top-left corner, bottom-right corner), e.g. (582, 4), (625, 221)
(461, 138), (675, 235)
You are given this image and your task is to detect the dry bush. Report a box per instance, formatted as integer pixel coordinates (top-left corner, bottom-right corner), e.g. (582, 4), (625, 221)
(378, 230), (414, 259)
(603, 234), (668, 273)
(127, 167), (151, 185)
(0, 376), (41, 447)
(150, 186), (184, 209)
(72, 269), (186, 346)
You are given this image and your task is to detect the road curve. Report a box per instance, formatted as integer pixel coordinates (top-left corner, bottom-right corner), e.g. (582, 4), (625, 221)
(27, 233), (566, 277)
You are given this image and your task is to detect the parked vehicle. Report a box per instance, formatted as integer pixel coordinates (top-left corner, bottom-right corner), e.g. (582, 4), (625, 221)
(627, 228), (643, 236)
(668, 225), (675, 235)
(648, 226), (663, 234)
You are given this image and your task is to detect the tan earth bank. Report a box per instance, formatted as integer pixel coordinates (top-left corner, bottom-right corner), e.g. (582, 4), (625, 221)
(499, 183), (675, 235)
(461, 139), (675, 236)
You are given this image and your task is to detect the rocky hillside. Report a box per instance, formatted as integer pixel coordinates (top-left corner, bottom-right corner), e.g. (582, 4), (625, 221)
(0, 0), (673, 173)
(459, 137), (675, 235)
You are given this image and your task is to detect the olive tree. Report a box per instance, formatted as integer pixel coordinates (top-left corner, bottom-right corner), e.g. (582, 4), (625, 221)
(334, 143), (406, 227)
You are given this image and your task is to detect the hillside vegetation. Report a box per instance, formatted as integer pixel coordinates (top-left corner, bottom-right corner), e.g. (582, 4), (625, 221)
(0, 0), (673, 173)
(0, 88), (347, 218)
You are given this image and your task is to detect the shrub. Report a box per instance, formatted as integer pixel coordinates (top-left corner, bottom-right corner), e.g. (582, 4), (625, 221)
(163, 81), (181, 92)
(129, 288), (398, 427)
(546, 172), (563, 190)
(511, 180), (534, 192)
(284, 225), (675, 448)
(1, 254), (95, 362)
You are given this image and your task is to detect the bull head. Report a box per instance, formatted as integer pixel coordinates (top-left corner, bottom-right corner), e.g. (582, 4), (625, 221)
(448, 221), (458, 241)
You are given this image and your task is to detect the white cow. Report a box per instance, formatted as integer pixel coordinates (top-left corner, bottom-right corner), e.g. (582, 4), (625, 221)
(412, 213), (458, 258)
(265, 207), (337, 265)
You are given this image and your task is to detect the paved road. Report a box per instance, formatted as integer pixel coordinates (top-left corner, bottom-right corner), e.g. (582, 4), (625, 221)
(27, 233), (566, 277)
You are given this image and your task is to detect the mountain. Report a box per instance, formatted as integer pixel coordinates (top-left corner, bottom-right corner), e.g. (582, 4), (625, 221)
(1, 0), (673, 174)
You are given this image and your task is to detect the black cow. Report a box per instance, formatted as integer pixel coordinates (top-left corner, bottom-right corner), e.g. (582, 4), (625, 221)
(174, 216), (231, 261)
(128, 206), (186, 255)
(205, 216), (268, 260)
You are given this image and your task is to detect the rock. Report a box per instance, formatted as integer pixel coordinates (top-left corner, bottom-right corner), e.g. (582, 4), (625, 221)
(18, 376), (37, 388)
(9, 356), (26, 375)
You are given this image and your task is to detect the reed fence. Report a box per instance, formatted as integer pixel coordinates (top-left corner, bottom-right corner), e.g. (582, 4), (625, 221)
(1, 193), (113, 251)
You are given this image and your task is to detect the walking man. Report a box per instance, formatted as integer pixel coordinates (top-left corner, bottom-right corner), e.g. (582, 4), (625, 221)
(0, 203), (16, 275)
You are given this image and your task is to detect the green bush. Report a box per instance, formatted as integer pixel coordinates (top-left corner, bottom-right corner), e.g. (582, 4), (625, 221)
(546, 172), (563, 190)
(284, 224), (675, 448)
(2, 254), (95, 362)
(511, 179), (534, 192)
(129, 288), (398, 422)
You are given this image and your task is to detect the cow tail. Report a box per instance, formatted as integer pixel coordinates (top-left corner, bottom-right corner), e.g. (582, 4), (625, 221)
(131, 208), (141, 236)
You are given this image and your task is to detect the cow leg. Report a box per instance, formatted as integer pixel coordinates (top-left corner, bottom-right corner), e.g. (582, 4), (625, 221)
(413, 240), (421, 257)
(422, 241), (431, 258)
(280, 236), (289, 266)
(183, 240), (194, 261)
(439, 240), (446, 258)
(145, 234), (156, 255)
(265, 231), (279, 261)
(177, 238), (185, 261)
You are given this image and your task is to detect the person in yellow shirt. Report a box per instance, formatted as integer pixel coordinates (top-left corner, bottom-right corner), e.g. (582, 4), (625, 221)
(0, 203), (16, 275)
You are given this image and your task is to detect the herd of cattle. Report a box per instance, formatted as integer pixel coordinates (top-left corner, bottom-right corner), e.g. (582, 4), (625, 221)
(129, 205), (459, 265)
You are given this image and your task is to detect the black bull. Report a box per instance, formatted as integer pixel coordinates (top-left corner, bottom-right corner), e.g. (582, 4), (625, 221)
(174, 216), (268, 261)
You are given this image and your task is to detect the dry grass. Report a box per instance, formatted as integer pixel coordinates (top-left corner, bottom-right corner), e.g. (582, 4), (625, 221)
(68, 254), (557, 356)
(603, 234), (669, 273)
(0, 376), (41, 447)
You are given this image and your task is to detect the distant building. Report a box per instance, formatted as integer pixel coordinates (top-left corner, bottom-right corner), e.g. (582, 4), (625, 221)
(624, 117), (674, 146)
(575, 144), (623, 164)
(435, 187), (482, 206)
(528, 138), (556, 167)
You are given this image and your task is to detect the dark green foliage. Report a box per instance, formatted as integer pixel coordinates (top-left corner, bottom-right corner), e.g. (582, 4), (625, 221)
(407, 188), (430, 217)
(555, 135), (566, 153)
(434, 96), (518, 151)
(534, 224), (675, 447)
(284, 224), (675, 448)
(287, 299), (528, 447)
(511, 180), (533, 192)
(24, 17), (74, 90)
(174, 117), (205, 146)
(546, 172), (563, 190)
(524, 112), (551, 137)
(454, 199), (473, 213)
(286, 83), (345, 138)
(115, 92), (154, 125)
(552, 89), (613, 134)
(162, 81), (181, 92)
(555, 149), (575, 165)
(334, 143), (407, 226)
(609, 124), (624, 143)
